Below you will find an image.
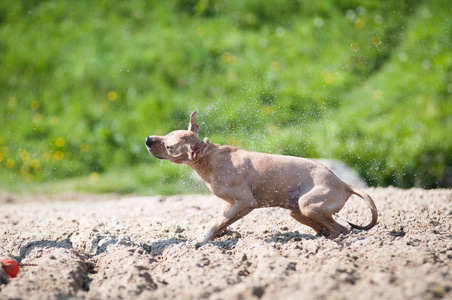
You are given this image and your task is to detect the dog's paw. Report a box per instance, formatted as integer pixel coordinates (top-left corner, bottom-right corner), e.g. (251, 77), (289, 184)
(195, 240), (212, 249)
(316, 228), (330, 238)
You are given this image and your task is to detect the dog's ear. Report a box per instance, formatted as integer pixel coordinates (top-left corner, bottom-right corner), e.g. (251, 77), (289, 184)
(188, 111), (199, 135)
(190, 138), (209, 159)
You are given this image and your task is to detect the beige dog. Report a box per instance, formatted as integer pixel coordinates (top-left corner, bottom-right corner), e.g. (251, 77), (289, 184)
(145, 111), (378, 244)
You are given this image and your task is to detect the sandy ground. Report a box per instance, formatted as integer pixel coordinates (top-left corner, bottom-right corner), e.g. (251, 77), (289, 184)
(0, 187), (451, 300)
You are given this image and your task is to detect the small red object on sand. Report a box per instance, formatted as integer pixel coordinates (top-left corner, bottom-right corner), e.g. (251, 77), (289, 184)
(1, 259), (20, 278)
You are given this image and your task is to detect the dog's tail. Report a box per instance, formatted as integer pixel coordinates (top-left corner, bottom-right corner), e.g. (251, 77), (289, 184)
(346, 185), (378, 230)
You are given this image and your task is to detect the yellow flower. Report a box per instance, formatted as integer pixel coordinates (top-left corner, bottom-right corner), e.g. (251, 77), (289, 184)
(266, 123), (278, 134)
(222, 52), (232, 63)
(270, 61), (281, 71)
(24, 173), (34, 182)
(80, 143), (90, 152)
(54, 151), (64, 161)
(227, 137), (242, 147)
(90, 172), (100, 182)
(355, 18), (365, 29)
(221, 53), (238, 65)
(350, 42), (360, 52)
(372, 36), (382, 46)
(20, 150), (30, 161)
(263, 105), (275, 115)
(30, 100), (40, 110)
(372, 90), (383, 100)
(55, 137), (66, 147)
(108, 91), (118, 101)
(324, 73), (334, 84)
(30, 159), (41, 169)
(6, 159), (15, 169)
(20, 165), (29, 175)
(8, 97), (17, 107)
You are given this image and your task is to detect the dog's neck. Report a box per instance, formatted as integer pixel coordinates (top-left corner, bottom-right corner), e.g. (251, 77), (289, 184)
(186, 141), (242, 189)
(188, 139), (213, 164)
(186, 141), (220, 182)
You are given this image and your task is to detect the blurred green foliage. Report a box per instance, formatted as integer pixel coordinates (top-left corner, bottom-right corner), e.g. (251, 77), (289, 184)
(1, 0), (451, 194)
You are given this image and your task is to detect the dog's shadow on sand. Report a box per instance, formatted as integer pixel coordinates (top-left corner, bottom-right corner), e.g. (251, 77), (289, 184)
(143, 230), (317, 254)
(264, 231), (316, 244)
(207, 230), (317, 251)
(16, 232), (316, 261)
(18, 239), (73, 260)
(142, 237), (188, 256)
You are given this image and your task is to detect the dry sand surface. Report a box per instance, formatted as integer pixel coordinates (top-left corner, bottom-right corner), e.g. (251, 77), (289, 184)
(0, 187), (451, 300)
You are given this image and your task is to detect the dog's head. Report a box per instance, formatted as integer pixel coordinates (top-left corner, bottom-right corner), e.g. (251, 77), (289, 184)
(145, 111), (207, 164)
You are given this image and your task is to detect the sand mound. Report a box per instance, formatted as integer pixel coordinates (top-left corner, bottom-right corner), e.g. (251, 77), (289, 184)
(1, 187), (451, 299)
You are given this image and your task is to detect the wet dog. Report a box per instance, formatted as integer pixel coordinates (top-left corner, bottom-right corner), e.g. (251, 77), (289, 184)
(145, 111), (378, 244)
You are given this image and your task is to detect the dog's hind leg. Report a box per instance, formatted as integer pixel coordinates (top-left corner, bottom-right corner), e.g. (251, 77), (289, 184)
(297, 188), (349, 239)
(289, 209), (327, 236)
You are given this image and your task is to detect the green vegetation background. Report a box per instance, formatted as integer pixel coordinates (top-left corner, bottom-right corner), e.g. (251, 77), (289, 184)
(1, 0), (451, 195)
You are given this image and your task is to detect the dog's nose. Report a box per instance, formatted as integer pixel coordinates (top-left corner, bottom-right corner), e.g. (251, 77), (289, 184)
(145, 136), (153, 147)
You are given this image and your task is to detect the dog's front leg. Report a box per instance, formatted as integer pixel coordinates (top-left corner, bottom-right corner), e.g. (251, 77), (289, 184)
(200, 200), (254, 245)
